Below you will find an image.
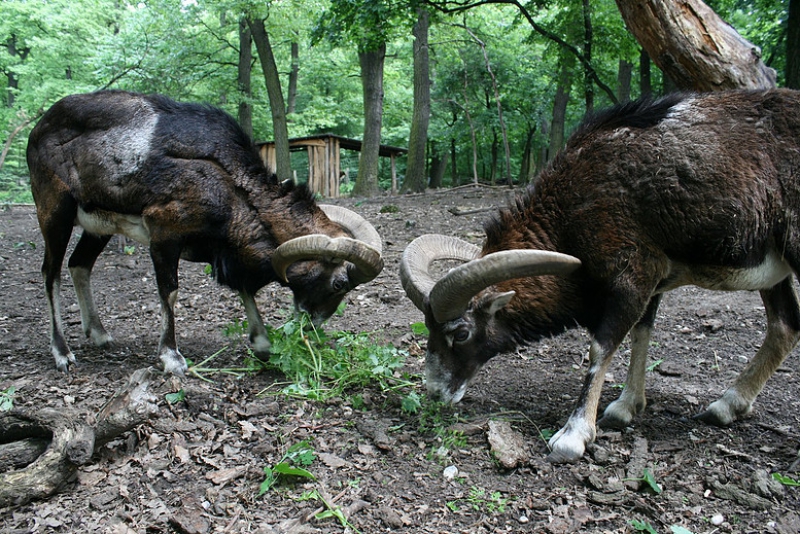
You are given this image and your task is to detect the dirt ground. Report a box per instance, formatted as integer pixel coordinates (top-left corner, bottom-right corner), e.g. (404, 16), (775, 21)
(1, 185), (799, 534)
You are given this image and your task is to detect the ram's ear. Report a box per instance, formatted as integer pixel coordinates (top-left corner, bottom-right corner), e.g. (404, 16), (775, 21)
(476, 291), (515, 317)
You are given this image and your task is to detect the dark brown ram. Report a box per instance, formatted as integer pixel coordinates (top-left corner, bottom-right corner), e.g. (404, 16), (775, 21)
(28, 90), (383, 375)
(400, 89), (800, 463)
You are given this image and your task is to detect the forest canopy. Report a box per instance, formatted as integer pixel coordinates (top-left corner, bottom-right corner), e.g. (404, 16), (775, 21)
(0, 0), (792, 200)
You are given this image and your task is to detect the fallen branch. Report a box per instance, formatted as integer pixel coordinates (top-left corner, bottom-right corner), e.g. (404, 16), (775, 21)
(0, 367), (162, 507)
(448, 206), (498, 216)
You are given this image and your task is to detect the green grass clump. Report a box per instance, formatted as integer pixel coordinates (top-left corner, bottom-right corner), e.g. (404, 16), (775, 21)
(260, 313), (418, 402)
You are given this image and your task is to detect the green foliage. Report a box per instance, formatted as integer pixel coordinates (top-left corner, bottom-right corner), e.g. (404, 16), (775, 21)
(0, 386), (16, 411)
(262, 313), (418, 402)
(629, 519), (658, 534)
(772, 472), (800, 487)
(165, 389), (186, 404)
(410, 322), (429, 336)
(447, 486), (510, 514)
(259, 440), (317, 495)
(641, 468), (663, 494)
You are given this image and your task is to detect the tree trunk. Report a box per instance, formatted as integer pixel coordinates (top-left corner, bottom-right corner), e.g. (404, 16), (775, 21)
(617, 59), (633, 102)
(615, 0), (776, 91)
(788, 0), (800, 89)
(353, 43), (386, 197)
(428, 140), (447, 189)
(450, 136), (458, 186)
(582, 0), (594, 113)
(519, 125), (536, 184)
(549, 66), (572, 161)
(402, 9), (431, 194)
(248, 17), (292, 180)
(639, 49), (652, 96)
(237, 18), (253, 140)
(287, 41), (299, 114)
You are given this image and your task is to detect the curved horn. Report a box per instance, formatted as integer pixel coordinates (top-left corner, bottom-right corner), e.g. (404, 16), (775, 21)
(399, 235), (481, 313)
(429, 248), (581, 323)
(319, 204), (383, 254)
(272, 234), (383, 285)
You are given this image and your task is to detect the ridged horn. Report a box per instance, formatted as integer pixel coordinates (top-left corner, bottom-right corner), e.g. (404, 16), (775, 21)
(272, 205), (383, 285)
(399, 235), (481, 313)
(319, 204), (383, 254)
(399, 234), (581, 323)
(429, 248), (581, 323)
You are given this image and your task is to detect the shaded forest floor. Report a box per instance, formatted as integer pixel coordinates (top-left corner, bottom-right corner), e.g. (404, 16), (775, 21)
(1, 185), (799, 533)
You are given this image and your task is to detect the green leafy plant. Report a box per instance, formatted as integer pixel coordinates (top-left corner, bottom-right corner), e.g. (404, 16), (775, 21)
(297, 488), (362, 533)
(187, 347), (266, 382)
(259, 440), (317, 495)
(448, 486), (509, 514)
(260, 313), (418, 401)
(379, 204), (399, 213)
(410, 321), (429, 336)
(629, 519), (658, 534)
(0, 386), (16, 411)
(647, 359), (664, 372)
(772, 472), (800, 486)
(165, 389), (186, 404)
(623, 468), (663, 494)
(123, 245), (136, 255)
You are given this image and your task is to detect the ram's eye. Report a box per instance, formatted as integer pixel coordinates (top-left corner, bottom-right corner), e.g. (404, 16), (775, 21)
(332, 279), (347, 292)
(453, 329), (470, 343)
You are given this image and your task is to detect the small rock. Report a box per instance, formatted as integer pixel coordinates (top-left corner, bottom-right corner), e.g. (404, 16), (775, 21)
(443, 465), (458, 481)
(711, 513), (725, 526)
(487, 420), (529, 469)
(518, 515), (529, 524)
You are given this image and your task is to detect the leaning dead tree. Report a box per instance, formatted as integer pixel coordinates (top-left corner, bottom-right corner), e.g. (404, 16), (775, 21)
(615, 0), (776, 91)
(0, 368), (162, 507)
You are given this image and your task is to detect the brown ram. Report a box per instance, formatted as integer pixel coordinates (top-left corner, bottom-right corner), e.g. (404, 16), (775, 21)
(28, 90), (383, 375)
(400, 89), (800, 463)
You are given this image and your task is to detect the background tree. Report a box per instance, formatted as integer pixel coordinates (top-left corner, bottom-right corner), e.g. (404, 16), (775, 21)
(401, 8), (431, 193)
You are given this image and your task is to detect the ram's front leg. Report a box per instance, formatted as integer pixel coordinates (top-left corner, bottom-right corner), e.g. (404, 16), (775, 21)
(150, 244), (188, 375)
(548, 339), (617, 463)
(598, 295), (662, 429)
(241, 292), (271, 359)
(548, 290), (645, 463)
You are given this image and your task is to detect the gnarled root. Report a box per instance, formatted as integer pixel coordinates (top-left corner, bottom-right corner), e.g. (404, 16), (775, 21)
(0, 367), (161, 507)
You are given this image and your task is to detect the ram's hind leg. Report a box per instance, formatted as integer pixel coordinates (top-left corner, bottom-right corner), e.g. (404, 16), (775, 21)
(68, 232), (114, 347)
(37, 197), (77, 372)
(696, 278), (800, 425)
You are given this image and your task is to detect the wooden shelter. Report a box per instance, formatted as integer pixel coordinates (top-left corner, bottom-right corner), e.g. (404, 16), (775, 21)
(257, 134), (407, 197)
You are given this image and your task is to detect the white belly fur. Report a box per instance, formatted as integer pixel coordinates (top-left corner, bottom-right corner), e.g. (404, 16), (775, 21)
(76, 208), (151, 246)
(662, 248), (794, 293)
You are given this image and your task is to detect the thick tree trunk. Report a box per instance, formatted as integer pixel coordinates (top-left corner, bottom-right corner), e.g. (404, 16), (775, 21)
(248, 17), (292, 180)
(788, 0), (800, 89)
(353, 43), (386, 197)
(402, 10), (431, 194)
(237, 18), (253, 140)
(615, 0), (776, 91)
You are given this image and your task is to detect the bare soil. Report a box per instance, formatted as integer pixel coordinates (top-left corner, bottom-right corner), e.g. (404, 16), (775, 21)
(1, 186), (799, 534)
